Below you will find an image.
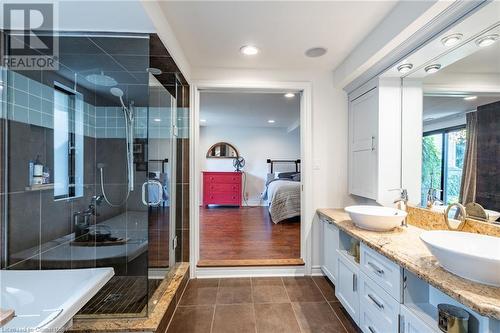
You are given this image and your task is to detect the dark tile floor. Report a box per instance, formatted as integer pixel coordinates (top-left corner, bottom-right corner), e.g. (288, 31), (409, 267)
(166, 276), (362, 333)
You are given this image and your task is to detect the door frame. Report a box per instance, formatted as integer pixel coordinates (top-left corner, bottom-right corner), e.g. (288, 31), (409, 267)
(189, 80), (313, 278)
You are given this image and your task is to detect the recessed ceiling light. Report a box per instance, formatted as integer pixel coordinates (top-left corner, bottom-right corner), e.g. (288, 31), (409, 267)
(153, 118), (161, 122)
(240, 45), (259, 55)
(200, 119), (207, 123)
(146, 67), (162, 75)
(475, 34), (499, 47)
(424, 64), (441, 74)
(464, 96), (477, 101)
(267, 120), (275, 124)
(441, 33), (463, 47)
(284, 93), (295, 98)
(397, 63), (413, 74)
(305, 47), (327, 58)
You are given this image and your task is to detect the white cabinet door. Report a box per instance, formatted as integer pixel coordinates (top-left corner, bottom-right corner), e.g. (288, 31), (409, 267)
(400, 305), (440, 333)
(336, 253), (360, 324)
(349, 87), (378, 199)
(322, 222), (339, 283)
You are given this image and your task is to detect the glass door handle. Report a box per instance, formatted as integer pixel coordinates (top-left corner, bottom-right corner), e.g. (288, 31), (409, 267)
(142, 180), (163, 206)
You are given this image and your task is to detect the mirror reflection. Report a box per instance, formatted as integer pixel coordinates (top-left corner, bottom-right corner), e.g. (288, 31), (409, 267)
(206, 142), (239, 158)
(403, 29), (500, 223)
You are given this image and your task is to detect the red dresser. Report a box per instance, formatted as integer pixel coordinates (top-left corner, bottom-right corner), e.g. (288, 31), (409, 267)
(202, 171), (242, 207)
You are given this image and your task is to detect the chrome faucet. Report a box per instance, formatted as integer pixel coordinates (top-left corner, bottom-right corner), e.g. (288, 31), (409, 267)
(391, 188), (408, 227)
(426, 188), (443, 209)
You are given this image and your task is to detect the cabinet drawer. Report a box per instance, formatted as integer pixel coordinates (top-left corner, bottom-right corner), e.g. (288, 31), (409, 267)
(204, 174), (241, 184)
(206, 183), (240, 194)
(205, 193), (240, 205)
(400, 305), (440, 333)
(359, 272), (399, 333)
(359, 305), (390, 333)
(360, 243), (402, 301)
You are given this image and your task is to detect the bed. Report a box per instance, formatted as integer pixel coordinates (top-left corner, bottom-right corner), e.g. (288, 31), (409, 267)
(262, 159), (301, 223)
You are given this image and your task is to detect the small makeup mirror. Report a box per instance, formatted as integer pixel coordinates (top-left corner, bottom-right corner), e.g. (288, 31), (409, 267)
(444, 203), (466, 230)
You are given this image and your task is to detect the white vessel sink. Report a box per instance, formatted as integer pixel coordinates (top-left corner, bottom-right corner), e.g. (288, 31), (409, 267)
(485, 209), (500, 222)
(420, 230), (500, 287)
(344, 205), (407, 231)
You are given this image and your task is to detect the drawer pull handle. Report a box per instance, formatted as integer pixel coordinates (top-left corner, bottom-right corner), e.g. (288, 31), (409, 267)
(368, 261), (384, 275)
(352, 274), (357, 292)
(368, 293), (384, 309)
(368, 326), (377, 333)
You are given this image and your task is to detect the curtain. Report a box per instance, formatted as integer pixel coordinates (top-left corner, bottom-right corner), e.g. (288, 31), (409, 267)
(459, 112), (477, 205)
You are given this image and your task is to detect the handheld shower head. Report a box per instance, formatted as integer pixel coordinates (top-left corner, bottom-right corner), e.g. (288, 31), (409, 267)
(110, 87), (124, 98)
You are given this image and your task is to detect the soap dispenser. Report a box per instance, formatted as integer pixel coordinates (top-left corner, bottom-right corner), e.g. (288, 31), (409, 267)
(33, 155), (44, 185)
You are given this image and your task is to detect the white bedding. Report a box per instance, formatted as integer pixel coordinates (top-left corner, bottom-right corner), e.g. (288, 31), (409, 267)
(266, 179), (301, 223)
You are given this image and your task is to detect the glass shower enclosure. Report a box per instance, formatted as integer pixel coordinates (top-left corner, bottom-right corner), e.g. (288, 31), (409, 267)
(0, 32), (179, 318)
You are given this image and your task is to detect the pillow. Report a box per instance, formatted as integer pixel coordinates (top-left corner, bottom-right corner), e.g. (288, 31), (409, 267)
(278, 172), (299, 179)
(292, 173), (301, 182)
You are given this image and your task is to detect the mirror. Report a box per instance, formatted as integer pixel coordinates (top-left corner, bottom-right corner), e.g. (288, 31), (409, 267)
(399, 2), (500, 223)
(206, 142), (239, 158)
(444, 203), (466, 230)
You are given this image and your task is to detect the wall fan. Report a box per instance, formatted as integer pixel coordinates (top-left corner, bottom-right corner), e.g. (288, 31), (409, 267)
(233, 156), (245, 172)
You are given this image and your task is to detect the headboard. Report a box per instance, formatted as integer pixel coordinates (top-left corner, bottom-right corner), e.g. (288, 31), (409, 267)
(266, 159), (301, 173)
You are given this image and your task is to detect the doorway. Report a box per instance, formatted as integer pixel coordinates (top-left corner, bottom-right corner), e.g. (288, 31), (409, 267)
(190, 82), (313, 277)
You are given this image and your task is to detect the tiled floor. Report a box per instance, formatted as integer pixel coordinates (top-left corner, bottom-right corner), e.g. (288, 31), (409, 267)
(166, 276), (362, 333)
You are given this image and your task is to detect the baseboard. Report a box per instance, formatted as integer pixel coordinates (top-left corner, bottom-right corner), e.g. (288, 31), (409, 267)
(311, 265), (324, 276)
(196, 265), (306, 278)
(197, 258), (304, 267)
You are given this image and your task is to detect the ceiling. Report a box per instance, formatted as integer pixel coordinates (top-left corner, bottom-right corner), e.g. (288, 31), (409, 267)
(200, 92), (300, 128)
(423, 95), (500, 121)
(159, 1), (398, 70)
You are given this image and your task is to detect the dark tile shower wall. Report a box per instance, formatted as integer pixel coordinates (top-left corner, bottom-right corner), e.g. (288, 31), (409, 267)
(150, 33), (191, 263)
(476, 101), (500, 212)
(4, 120), (132, 267)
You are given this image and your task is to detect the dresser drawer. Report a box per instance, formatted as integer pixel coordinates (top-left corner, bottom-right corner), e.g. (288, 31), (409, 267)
(360, 243), (402, 301)
(204, 174), (241, 184)
(205, 193), (240, 205)
(359, 271), (399, 333)
(206, 183), (240, 194)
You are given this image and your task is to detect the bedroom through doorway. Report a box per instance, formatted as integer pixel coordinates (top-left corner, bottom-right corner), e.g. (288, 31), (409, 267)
(197, 90), (303, 267)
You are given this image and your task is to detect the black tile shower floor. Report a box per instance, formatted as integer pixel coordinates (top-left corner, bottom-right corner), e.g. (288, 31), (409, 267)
(78, 276), (162, 316)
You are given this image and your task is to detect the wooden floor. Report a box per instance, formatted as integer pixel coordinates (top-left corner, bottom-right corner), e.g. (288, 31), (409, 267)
(199, 206), (301, 263)
(148, 207), (169, 268)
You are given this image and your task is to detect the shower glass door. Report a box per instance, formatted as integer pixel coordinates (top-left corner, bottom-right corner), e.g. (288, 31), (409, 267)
(146, 74), (176, 273)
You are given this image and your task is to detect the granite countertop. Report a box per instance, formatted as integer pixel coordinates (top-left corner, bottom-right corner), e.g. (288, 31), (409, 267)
(317, 208), (500, 320)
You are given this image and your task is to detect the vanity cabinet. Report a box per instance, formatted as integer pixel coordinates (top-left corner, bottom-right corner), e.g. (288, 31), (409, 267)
(336, 253), (360, 324)
(319, 213), (499, 333)
(320, 216), (339, 283)
(348, 78), (401, 205)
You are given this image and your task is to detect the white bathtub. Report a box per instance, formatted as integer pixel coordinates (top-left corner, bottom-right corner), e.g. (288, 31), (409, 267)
(0, 268), (114, 333)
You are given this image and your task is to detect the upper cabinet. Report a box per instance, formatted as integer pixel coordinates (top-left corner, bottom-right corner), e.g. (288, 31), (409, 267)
(348, 78), (401, 205)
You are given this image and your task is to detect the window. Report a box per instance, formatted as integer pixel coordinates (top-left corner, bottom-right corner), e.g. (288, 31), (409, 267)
(421, 126), (466, 205)
(53, 83), (84, 200)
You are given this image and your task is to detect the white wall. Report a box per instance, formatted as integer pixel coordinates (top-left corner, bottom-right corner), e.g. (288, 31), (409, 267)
(193, 67), (365, 269)
(200, 126), (300, 205)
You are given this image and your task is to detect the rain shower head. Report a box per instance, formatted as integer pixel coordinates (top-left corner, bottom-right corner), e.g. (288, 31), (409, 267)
(110, 87), (124, 98)
(85, 71), (117, 87)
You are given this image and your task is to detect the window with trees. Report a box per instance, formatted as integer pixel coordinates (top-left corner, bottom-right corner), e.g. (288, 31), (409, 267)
(421, 126), (466, 205)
